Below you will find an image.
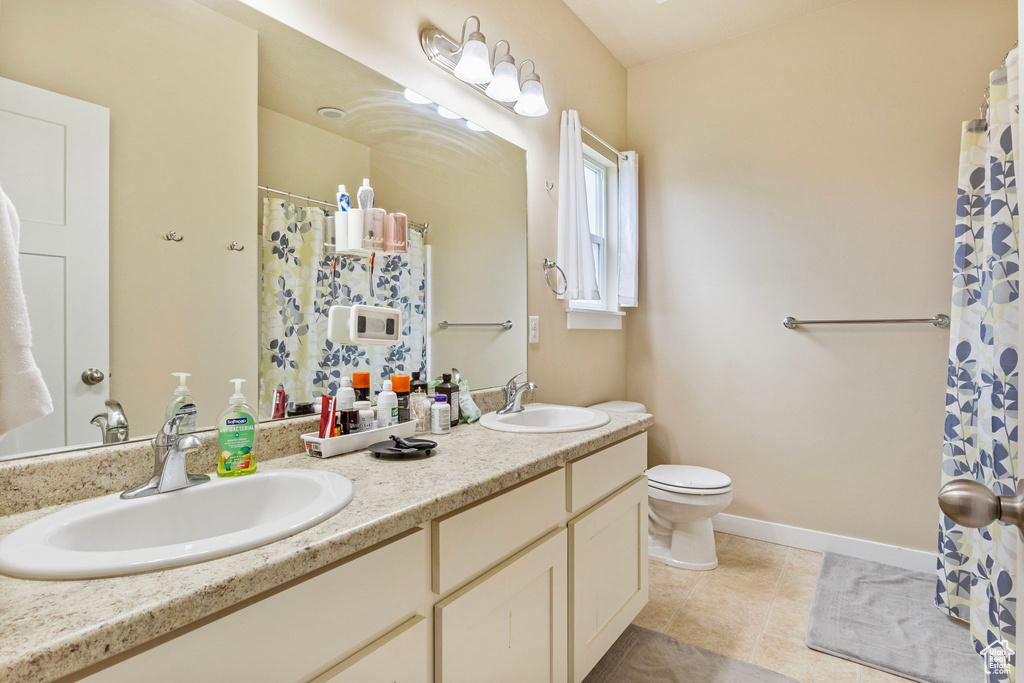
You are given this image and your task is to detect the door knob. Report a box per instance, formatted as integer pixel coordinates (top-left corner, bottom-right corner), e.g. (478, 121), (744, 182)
(81, 368), (105, 386)
(938, 479), (1024, 530)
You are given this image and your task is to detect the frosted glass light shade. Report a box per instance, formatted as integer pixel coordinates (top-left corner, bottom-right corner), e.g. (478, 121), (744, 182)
(437, 106), (462, 120)
(485, 60), (522, 103)
(403, 88), (433, 105)
(514, 78), (548, 117)
(453, 37), (493, 84)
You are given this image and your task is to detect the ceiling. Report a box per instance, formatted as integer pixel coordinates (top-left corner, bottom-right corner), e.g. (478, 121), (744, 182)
(561, 0), (851, 68)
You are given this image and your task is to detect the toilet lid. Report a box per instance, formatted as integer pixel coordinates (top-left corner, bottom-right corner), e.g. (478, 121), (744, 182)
(646, 465), (731, 490)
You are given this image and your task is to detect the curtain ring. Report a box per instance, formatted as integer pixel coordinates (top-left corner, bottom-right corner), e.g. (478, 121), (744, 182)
(543, 258), (567, 295)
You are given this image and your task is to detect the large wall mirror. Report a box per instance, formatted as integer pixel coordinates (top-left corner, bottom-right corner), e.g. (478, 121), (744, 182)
(0, 0), (527, 461)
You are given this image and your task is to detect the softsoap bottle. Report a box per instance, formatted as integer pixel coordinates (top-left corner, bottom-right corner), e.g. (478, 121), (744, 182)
(164, 372), (197, 433)
(217, 378), (258, 477)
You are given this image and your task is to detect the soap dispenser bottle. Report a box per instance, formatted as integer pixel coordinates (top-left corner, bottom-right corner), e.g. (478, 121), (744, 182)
(216, 378), (258, 477)
(164, 372), (197, 433)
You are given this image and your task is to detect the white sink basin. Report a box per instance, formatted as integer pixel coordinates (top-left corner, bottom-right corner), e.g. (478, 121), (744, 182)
(0, 469), (353, 580)
(479, 404), (611, 434)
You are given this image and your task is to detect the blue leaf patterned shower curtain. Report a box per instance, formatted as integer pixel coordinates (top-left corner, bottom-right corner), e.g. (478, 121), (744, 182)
(259, 198), (426, 418)
(938, 48), (1020, 681)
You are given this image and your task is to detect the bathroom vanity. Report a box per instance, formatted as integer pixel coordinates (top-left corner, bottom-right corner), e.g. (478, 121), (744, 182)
(0, 409), (652, 683)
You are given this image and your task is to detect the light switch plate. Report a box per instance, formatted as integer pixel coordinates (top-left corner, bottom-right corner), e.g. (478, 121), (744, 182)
(529, 316), (540, 343)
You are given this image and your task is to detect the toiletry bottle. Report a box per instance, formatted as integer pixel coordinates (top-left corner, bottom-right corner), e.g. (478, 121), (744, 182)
(164, 372), (197, 433)
(336, 184), (349, 213)
(353, 372), (370, 402)
(377, 380), (399, 429)
(357, 178), (374, 209)
(216, 379), (258, 477)
(355, 400), (375, 431)
(437, 373), (460, 428)
(392, 374), (411, 422)
(431, 395), (451, 435)
(452, 368), (482, 424)
(411, 371), (428, 395)
(338, 377), (358, 435)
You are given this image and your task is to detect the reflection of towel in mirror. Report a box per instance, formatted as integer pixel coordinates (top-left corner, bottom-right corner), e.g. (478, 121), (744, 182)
(0, 184), (53, 437)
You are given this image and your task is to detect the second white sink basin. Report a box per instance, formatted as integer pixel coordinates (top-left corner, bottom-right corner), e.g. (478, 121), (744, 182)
(480, 404), (611, 434)
(0, 469), (353, 580)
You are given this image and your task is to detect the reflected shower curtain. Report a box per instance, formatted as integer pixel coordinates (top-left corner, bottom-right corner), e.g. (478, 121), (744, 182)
(259, 199), (426, 418)
(938, 49), (1020, 681)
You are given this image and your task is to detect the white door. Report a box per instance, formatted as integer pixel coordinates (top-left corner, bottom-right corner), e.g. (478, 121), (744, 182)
(0, 76), (109, 456)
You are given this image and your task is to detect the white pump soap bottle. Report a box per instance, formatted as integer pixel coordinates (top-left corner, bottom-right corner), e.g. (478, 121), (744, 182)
(164, 372), (197, 432)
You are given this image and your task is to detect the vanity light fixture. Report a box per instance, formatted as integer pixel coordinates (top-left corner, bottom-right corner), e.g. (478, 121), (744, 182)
(513, 61), (549, 117)
(437, 105), (462, 120)
(403, 88), (433, 105)
(451, 16), (493, 84)
(466, 120), (487, 132)
(485, 41), (522, 103)
(420, 17), (549, 117)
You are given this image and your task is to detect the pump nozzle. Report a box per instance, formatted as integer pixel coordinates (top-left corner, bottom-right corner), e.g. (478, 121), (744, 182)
(172, 372), (191, 396)
(229, 378), (247, 403)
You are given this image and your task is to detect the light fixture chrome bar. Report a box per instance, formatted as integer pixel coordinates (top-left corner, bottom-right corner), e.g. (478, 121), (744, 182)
(437, 320), (513, 330)
(581, 125), (627, 161)
(782, 314), (950, 329)
(420, 25), (515, 113)
(258, 185), (428, 234)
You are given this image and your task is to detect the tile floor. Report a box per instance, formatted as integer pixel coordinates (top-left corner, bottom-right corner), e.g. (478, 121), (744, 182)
(631, 533), (914, 683)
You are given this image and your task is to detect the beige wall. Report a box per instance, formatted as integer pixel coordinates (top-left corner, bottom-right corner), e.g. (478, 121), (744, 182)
(371, 134), (527, 386)
(257, 106), (371, 221)
(627, 0), (1017, 551)
(238, 0), (629, 405)
(0, 0), (258, 438)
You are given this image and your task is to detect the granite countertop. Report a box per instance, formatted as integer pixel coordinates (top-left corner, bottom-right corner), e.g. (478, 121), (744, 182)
(0, 410), (652, 683)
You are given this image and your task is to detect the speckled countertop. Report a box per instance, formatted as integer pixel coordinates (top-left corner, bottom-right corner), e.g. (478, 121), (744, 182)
(0, 408), (652, 683)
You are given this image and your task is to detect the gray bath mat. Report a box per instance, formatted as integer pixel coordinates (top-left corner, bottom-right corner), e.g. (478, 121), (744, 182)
(583, 624), (797, 682)
(807, 553), (977, 683)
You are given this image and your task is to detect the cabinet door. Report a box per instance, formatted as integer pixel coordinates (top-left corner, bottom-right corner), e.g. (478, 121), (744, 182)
(435, 529), (567, 683)
(569, 477), (648, 683)
(312, 615), (430, 683)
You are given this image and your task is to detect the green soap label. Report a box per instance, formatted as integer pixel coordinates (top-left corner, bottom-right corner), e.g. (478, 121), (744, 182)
(218, 411), (255, 471)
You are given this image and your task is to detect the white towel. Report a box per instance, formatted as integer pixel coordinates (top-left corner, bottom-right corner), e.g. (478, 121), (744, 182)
(617, 151), (639, 308)
(0, 184), (53, 437)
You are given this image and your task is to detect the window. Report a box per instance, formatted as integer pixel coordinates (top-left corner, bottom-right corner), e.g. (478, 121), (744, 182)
(568, 144), (624, 329)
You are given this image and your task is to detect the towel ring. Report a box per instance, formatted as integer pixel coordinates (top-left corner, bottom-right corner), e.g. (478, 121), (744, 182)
(543, 258), (567, 296)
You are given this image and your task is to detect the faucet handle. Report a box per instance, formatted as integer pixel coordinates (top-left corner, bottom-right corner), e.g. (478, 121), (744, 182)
(154, 415), (185, 449)
(505, 372), (527, 400)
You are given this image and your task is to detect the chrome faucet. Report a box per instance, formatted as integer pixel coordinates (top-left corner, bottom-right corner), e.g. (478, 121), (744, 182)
(91, 400), (130, 444)
(121, 415), (210, 499)
(497, 373), (537, 415)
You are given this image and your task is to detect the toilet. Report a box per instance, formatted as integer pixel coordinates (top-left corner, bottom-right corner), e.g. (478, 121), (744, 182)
(589, 401), (733, 571)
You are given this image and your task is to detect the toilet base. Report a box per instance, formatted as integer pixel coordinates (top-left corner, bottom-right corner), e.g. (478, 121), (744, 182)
(648, 517), (719, 571)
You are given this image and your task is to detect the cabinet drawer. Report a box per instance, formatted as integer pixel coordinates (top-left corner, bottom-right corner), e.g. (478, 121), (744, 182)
(435, 528), (568, 683)
(82, 528), (429, 683)
(433, 467), (566, 594)
(567, 433), (647, 514)
(569, 477), (649, 683)
(312, 615), (429, 683)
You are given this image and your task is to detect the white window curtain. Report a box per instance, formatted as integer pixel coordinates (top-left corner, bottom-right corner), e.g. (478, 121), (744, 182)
(557, 109), (600, 301)
(618, 151), (639, 308)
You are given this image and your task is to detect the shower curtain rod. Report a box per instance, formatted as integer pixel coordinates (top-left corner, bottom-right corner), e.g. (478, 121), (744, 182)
(258, 185), (429, 234)
(581, 125), (627, 162)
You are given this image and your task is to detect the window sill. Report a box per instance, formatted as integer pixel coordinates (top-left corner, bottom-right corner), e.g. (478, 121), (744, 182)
(566, 306), (625, 330)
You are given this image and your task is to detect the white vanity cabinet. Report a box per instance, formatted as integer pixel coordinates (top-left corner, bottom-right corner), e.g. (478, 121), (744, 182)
(68, 433), (649, 683)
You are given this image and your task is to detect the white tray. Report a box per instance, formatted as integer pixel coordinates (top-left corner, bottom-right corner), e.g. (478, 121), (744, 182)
(302, 420), (418, 458)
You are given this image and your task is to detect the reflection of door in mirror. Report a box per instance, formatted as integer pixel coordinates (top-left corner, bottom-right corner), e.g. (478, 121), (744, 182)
(0, 77), (109, 458)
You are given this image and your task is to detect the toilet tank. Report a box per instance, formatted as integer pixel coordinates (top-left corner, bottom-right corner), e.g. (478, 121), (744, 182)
(588, 400), (647, 413)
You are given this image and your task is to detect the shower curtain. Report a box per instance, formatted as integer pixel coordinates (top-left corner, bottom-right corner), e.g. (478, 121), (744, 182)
(259, 198), (426, 418)
(938, 48), (1019, 681)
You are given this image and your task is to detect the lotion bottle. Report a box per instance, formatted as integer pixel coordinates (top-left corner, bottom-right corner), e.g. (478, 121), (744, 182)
(377, 380), (399, 428)
(164, 372), (197, 433)
(357, 178), (374, 209)
(216, 378), (258, 477)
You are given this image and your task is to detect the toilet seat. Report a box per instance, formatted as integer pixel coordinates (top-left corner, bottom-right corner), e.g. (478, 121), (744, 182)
(647, 465), (732, 496)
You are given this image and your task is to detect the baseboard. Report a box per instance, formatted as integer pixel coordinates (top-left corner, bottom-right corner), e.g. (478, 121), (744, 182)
(711, 513), (934, 574)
